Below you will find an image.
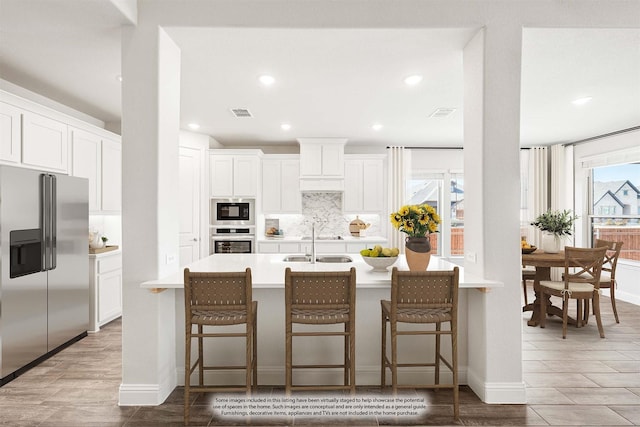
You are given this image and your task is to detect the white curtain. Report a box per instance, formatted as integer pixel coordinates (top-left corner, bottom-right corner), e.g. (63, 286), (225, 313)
(550, 144), (574, 211)
(387, 146), (410, 252)
(529, 146), (549, 247)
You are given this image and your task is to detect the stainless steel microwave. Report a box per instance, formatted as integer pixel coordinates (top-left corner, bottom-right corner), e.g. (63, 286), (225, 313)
(211, 199), (255, 225)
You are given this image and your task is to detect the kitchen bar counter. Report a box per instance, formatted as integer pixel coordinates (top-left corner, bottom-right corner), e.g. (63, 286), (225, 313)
(140, 253), (501, 391)
(141, 253), (502, 291)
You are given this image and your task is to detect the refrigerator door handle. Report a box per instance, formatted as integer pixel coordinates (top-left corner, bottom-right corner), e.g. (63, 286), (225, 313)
(40, 174), (56, 271)
(50, 174), (57, 270)
(40, 173), (48, 271)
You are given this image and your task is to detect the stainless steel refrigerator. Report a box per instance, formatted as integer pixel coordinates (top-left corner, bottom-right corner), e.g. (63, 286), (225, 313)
(0, 165), (89, 385)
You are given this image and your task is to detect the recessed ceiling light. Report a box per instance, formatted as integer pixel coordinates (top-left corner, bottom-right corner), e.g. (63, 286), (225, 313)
(404, 75), (423, 86)
(572, 96), (593, 106)
(187, 123), (200, 130)
(259, 75), (275, 86)
(280, 123), (291, 131)
(372, 123), (383, 131)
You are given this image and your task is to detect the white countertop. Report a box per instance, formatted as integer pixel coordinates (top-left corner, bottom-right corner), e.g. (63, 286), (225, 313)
(141, 253), (502, 290)
(88, 248), (122, 259)
(257, 235), (387, 243)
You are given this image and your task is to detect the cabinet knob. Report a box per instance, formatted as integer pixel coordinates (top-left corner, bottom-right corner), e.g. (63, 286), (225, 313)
(193, 238), (198, 242)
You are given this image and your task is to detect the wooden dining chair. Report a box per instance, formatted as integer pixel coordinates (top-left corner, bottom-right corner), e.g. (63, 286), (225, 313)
(522, 265), (536, 308)
(539, 246), (607, 339)
(284, 267), (357, 393)
(381, 267), (460, 420)
(183, 268), (257, 424)
(593, 239), (624, 323)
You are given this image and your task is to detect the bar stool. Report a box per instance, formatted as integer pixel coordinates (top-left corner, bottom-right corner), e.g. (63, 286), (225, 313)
(183, 268), (257, 424)
(381, 267), (460, 419)
(284, 267), (357, 393)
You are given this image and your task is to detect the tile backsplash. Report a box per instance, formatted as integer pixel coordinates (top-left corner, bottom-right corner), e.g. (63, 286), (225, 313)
(265, 193), (382, 237)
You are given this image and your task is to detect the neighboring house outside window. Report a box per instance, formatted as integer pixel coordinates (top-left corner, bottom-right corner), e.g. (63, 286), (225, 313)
(592, 170), (640, 262)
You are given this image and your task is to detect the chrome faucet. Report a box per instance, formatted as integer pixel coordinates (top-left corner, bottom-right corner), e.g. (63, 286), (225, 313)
(310, 222), (316, 264)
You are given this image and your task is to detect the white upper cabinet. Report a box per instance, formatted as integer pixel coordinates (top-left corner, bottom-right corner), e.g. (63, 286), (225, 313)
(210, 155), (234, 196)
(70, 128), (121, 213)
(298, 138), (346, 178)
(262, 156), (301, 213)
(343, 155), (385, 213)
(210, 150), (261, 198)
(70, 128), (101, 211)
(101, 139), (121, 212)
(0, 102), (21, 164)
(233, 156), (259, 197)
(298, 138), (346, 192)
(22, 112), (68, 173)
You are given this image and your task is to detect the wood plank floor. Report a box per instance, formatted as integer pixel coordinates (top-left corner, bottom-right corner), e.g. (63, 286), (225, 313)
(1, 291), (638, 426)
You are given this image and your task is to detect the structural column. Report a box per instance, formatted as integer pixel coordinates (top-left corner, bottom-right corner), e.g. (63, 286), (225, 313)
(463, 24), (526, 403)
(119, 23), (181, 405)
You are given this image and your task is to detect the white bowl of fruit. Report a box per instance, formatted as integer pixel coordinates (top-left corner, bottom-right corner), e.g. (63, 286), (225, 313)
(360, 245), (399, 272)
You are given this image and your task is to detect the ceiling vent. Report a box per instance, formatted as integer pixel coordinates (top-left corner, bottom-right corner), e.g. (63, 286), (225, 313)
(230, 108), (253, 118)
(429, 108), (456, 118)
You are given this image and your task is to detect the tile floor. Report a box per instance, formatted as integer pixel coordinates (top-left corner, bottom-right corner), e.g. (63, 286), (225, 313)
(0, 291), (638, 426)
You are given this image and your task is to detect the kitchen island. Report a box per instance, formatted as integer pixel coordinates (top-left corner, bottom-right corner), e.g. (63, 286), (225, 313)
(141, 253), (501, 391)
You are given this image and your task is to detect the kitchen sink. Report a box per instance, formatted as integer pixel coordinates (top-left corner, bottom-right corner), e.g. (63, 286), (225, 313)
(301, 235), (344, 240)
(282, 255), (312, 262)
(316, 255), (352, 263)
(282, 255), (353, 263)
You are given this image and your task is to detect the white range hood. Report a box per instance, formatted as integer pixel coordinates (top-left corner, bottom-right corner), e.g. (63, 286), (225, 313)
(298, 138), (346, 192)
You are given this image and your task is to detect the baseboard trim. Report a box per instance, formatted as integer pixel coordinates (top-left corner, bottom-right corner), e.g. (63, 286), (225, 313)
(467, 370), (526, 404)
(119, 376), (176, 406)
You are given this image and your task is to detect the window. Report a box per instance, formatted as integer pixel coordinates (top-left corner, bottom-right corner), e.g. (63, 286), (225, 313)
(591, 163), (640, 262)
(406, 171), (463, 257)
(450, 174), (464, 256)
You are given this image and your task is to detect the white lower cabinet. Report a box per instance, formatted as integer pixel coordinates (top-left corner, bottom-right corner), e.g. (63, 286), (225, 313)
(257, 239), (388, 254)
(89, 251), (122, 332)
(257, 242), (300, 253)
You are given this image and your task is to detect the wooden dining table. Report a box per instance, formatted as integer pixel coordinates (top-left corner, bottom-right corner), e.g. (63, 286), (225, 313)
(521, 249), (577, 327)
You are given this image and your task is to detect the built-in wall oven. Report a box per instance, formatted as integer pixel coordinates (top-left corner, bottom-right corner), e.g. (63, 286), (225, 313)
(210, 199), (255, 254)
(211, 228), (255, 254)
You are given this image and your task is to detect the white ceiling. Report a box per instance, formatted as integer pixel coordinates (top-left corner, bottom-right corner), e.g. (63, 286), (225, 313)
(1, 1), (638, 148)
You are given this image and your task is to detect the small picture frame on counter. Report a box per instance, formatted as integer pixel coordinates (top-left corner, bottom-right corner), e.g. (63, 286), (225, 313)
(265, 218), (284, 238)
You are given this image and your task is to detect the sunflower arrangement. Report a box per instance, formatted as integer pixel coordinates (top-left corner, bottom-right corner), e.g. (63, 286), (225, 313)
(390, 204), (441, 237)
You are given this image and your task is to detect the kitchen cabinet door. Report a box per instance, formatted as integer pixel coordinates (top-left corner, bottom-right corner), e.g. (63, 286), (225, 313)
(343, 159), (364, 212)
(22, 111), (68, 173)
(90, 252), (122, 332)
(279, 242), (300, 253)
(321, 143), (344, 176)
(299, 143), (323, 176)
(299, 141), (344, 177)
(210, 154), (258, 197)
(101, 139), (121, 212)
(257, 242), (279, 253)
(0, 102), (21, 164)
(70, 128), (101, 212)
(233, 156), (259, 197)
(344, 157), (384, 213)
(262, 160), (281, 212)
(263, 158), (301, 213)
(362, 159), (384, 211)
(210, 155), (234, 196)
(280, 160), (301, 212)
(98, 267), (122, 325)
